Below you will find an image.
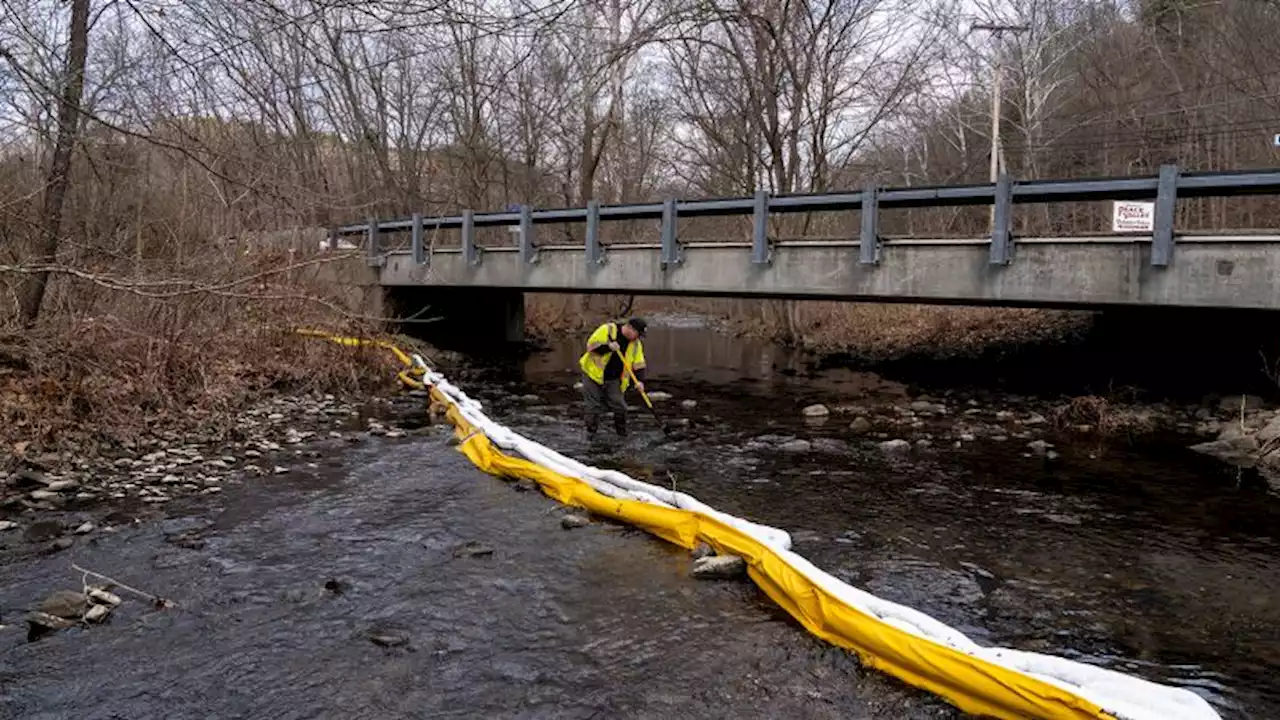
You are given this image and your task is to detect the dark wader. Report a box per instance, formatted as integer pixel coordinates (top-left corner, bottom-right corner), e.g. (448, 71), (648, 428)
(581, 372), (627, 437)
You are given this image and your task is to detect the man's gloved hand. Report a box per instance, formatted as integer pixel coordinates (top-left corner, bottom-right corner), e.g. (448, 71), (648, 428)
(607, 341), (621, 353)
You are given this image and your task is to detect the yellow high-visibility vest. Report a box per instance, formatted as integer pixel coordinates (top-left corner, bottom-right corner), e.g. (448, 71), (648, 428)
(578, 322), (646, 389)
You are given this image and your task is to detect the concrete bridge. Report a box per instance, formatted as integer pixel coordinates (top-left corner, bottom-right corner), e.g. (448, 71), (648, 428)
(332, 167), (1280, 342)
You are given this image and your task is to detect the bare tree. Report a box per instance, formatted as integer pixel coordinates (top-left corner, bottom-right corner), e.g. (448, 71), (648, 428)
(15, 0), (90, 325)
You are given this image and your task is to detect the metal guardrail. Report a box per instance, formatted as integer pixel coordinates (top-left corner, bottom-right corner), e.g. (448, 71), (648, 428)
(331, 165), (1280, 270)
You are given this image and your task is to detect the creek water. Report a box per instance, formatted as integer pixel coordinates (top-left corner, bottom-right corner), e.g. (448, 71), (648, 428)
(2, 318), (1278, 719)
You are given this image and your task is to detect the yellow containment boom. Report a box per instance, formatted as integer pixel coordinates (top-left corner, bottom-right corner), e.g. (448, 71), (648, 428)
(300, 329), (1220, 720)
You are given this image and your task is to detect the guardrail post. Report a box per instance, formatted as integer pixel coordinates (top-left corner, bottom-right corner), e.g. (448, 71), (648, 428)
(1152, 164), (1179, 267)
(752, 190), (771, 265)
(989, 174), (1014, 265)
(462, 209), (479, 266)
(327, 227), (338, 251)
(860, 182), (880, 265)
(586, 199), (603, 265)
(518, 204), (536, 264)
(411, 212), (426, 265)
(661, 197), (681, 267)
(366, 217), (380, 265)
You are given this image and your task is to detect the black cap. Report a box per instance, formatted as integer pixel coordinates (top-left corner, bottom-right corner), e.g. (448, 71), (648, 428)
(626, 317), (647, 336)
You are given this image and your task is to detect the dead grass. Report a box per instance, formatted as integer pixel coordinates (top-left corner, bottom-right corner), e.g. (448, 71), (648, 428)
(1050, 395), (1161, 436)
(0, 248), (397, 458)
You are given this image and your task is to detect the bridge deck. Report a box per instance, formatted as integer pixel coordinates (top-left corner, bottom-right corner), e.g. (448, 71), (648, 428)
(377, 236), (1280, 310)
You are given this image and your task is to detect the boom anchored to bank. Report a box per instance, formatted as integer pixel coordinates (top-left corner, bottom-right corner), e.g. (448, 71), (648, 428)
(305, 330), (1222, 720)
(331, 166), (1280, 313)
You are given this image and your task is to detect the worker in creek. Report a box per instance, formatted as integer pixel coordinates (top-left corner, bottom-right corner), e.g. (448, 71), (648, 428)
(579, 317), (648, 439)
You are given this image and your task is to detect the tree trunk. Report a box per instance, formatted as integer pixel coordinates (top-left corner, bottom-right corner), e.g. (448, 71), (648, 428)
(19, 0), (90, 327)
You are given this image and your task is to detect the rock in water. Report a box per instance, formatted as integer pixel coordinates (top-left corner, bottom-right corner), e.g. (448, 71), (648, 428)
(27, 612), (77, 638)
(878, 439), (912, 454)
(368, 632), (408, 647)
(779, 439), (812, 453)
(646, 391), (672, 402)
(0, 521), (17, 532)
(802, 404), (830, 417)
(39, 590), (88, 619)
(83, 604), (112, 624)
(849, 417), (873, 435)
(681, 400), (698, 409)
(560, 514), (591, 530)
(24, 520), (63, 542)
(1027, 439), (1053, 454)
(691, 555), (747, 580)
(88, 588), (122, 607)
(1191, 433), (1259, 467)
(453, 541), (495, 558)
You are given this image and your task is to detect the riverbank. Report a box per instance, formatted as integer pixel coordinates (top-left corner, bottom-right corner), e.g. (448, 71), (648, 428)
(0, 387), (438, 554)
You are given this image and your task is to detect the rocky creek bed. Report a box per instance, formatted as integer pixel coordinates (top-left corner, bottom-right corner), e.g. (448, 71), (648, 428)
(2, 325), (1279, 718)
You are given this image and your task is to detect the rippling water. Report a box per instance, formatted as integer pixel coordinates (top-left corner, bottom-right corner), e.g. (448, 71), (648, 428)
(3, 321), (1278, 719)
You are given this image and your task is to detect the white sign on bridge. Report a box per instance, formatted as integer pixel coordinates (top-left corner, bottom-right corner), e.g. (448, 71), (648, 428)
(1112, 201), (1155, 233)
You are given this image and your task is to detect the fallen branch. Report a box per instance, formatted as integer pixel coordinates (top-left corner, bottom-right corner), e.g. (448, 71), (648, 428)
(72, 563), (176, 609)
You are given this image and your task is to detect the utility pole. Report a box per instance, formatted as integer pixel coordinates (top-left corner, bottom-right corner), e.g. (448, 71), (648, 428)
(970, 23), (1028, 183)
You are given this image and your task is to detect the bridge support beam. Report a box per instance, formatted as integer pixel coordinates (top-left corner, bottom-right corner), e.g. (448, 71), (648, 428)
(386, 286), (524, 348)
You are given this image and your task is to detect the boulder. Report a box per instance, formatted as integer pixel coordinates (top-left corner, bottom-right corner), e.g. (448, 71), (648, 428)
(691, 555), (747, 580)
(681, 400), (698, 409)
(646, 391), (672, 401)
(0, 520), (17, 532)
(849, 417), (873, 435)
